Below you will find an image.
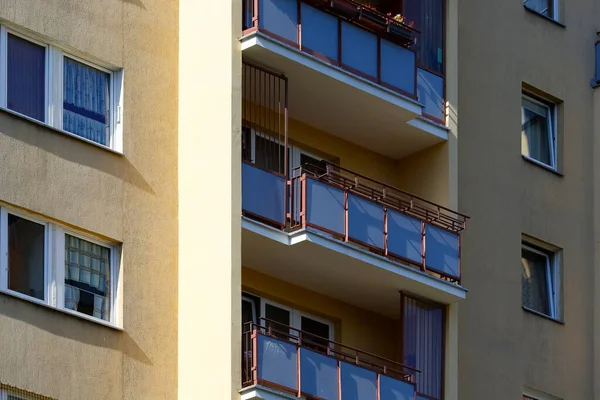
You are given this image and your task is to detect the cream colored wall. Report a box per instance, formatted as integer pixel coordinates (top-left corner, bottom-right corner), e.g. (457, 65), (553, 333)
(458, 1), (596, 399)
(243, 267), (401, 361)
(179, 0), (241, 400)
(0, 0), (178, 399)
(244, 100), (454, 210)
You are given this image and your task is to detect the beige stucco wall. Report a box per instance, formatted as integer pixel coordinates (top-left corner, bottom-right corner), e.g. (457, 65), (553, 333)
(458, 1), (596, 398)
(242, 267), (401, 361)
(0, 0), (178, 399)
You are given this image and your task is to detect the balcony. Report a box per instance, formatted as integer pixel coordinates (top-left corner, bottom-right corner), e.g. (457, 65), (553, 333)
(243, 159), (466, 277)
(241, 318), (423, 400)
(240, 62), (467, 313)
(241, 0), (448, 159)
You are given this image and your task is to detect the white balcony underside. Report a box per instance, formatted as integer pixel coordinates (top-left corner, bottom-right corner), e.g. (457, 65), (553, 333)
(241, 385), (299, 400)
(242, 217), (467, 319)
(241, 32), (448, 159)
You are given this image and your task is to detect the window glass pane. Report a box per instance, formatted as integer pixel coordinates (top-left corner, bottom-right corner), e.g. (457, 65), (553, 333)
(521, 98), (552, 165)
(64, 234), (111, 321)
(7, 34), (45, 121)
(8, 214), (45, 300)
(301, 316), (330, 351)
(300, 153), (328, 176)
(404, 0), (444, 75)
(242, 126), (252, 162)
(523, 0), (552, 17)
(521, 247), (551, 315)
(255, 135), (285, 174)
(63, 57), (110, 146)
(265, 303), (290, 335)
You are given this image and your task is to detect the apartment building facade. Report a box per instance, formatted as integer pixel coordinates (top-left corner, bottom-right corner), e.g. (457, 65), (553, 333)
(0, 0), (179, 399)
(460, 0), (600, 399)
(0, 0), (597, 399)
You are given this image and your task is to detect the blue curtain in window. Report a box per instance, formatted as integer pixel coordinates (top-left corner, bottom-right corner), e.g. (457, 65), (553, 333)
(63, 58), (109, 145)
(7, 34), (45, 121)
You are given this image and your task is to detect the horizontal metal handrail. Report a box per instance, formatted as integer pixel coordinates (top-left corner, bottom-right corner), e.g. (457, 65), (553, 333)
(242, 318), (419, 387)
(292, 160), (469, 233)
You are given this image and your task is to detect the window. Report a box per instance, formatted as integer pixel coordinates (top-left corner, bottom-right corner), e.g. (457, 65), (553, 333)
(521, 94), (557, 169)
(241, 293), (334, 344)
(0, 384), (53, 400)
(0, 206), (120, 326)
(523, 0), (558, 20)
(6, 33), (46, 121)
(0, 26), (123, 151)
(7, 214), (47, 301)
(242, 125), (331, 177)
(521, 242), (559, 319)
(64, 235), (111, 321)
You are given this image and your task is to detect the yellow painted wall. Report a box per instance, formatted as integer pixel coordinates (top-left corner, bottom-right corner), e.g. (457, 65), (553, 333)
(179, 0), (241, 399)
(0, 0), (178, 399)
(242, 267), (401, 362)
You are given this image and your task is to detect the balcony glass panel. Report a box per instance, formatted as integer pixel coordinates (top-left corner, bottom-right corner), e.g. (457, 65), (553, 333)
(425, 225), (459, 277)
(380, 375), (416, 400)
(348, 193), (384, 248)
(300, 348), (338, 399)
(341, 21), (378, 79)
(340, 362), (378, 400)
(301, 3), (339, 61)
(257, 334), (299, 391)
(260, 0), (299, 44)
(306, 178), (346, 236)
(242, 163), (286, 225)
(387, 210), (422, 264)
(417, 68), (444, 121)
(380, 39), (416, 95)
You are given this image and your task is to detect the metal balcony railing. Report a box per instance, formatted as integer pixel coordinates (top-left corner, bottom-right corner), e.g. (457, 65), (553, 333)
(241, 0), (447, 122)
(242, 0), (419, 99)
(241, 160), (468, 283)
(242, 318), (419, 399)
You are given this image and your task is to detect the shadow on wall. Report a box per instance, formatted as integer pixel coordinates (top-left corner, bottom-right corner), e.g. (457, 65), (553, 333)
(0, 294), (153, 365)
(123, 0), (146, 9)
(0, 111), (155, 196)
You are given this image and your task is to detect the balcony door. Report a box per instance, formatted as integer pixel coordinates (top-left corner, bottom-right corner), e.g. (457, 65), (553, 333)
(260, 298), (334, 351)
(242, 126), (326, 178)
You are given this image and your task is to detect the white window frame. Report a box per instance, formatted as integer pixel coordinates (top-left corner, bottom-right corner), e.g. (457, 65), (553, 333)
(0, 204), (121, 328)
(260, 297), (334, 341)
(0, 24), (124, 152)
(1, 388), (35, 400)
(0, 208), (52, 306)
(521, 93), (557, 170)
(522, 243), (560, 319)
(245, 127), (325, 177)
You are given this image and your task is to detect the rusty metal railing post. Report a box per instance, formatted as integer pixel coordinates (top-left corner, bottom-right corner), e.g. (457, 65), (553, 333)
(252, 329), (258, 385)
(297, 331), (302, 397)
(344, 191), (349, 242)
(457, 233), (462, 285)
(253, 0), (259, 28)
(337, 359), (342, 400)
(301, 175), (307, 229)
(383, 207), (388, 256)
(421, 221), (426, 271)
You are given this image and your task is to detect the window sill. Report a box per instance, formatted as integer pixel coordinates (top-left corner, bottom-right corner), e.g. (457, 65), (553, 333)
(0, 288), (123, 331)
(0, 107), (123, 156)
(523, 306), (564, 324)
(523, 5), (565, 27)
(522, 155), (563, 176)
